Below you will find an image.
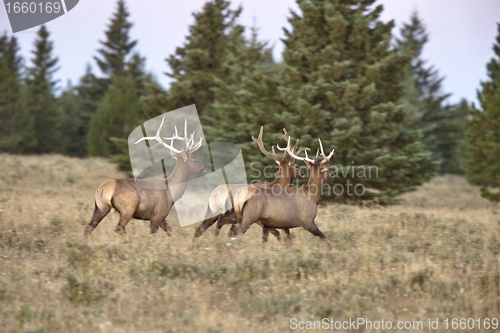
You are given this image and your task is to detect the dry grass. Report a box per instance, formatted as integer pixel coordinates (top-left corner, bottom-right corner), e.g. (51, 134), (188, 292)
(1, 153), (500, 332)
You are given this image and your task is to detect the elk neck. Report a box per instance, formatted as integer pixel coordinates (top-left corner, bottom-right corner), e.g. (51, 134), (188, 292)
(303, 165), (326, 204)
(165, 159), (191, 203)
(269, 163), (293, 188)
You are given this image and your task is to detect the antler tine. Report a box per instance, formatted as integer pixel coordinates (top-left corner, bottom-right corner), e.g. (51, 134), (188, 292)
(251, 126), (282, 160)
(164, 118), (197, 150)
(277, 134), (315, 163)
(134, 116), (182, 154)
(318, 138), (334, 163)
(189, 137), (203, 153)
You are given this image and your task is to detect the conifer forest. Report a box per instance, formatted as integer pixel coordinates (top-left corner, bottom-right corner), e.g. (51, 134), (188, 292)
(1, 1), (500, 332)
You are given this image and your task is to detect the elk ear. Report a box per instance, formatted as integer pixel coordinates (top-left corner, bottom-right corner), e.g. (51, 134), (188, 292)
(180, 150), (189, 162)
(320, 166), (328, 173)
(170, 150), (189, 162)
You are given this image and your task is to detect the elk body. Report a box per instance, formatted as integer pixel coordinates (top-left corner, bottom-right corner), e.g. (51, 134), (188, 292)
(84, 117), (207, 237)
(193, 127), (307, 242)
(234, 136), (336, 248)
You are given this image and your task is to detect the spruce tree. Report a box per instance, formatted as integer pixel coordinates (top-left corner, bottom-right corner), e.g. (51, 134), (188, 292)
(87, 75), (142, 157)
(158, 0), (245, 120)
(396, 12), (465, 174)
(25, 25), (61, 153)
(465, 23), (500, 201)
(0, 34), (31, 152)
(87, 0), (147, 171)
(222, 0), (436, 203)
(94, 0), (142, 80)
(207, 27), (285, 178)
(58, 82), (87, 156)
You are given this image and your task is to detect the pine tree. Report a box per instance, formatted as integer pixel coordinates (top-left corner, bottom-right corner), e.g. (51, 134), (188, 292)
(207, 26), (285, 177)
(465, 23), (500, 201)
(57, 82), (87, 156)
(396, 12), (465, 174)
(25, 25), (61, 153)
(95, 0), (137, 77)
(0, 34), (31, 152)
(156, 0), (245, 120)
(222, 0), (436, 203)
(87, 75), (142, 157)
(94, 0), (145, 89)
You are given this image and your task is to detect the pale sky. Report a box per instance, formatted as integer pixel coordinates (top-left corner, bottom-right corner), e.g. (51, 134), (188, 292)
(1, 0), (499, 105)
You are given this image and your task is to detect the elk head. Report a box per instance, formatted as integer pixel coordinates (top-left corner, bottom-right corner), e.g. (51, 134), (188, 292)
(252, 126), (307, 180)
(278, 136), (335, 183)
(135, 116), (208, 175)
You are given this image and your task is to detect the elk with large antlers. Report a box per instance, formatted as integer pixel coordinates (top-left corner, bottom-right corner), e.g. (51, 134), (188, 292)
(84, 117), (208, 237)
(233, 133), (336, 247)
(193, 127), (307, 242)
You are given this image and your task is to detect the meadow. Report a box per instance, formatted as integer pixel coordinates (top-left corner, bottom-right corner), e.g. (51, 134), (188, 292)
(0, 154), (499, 332)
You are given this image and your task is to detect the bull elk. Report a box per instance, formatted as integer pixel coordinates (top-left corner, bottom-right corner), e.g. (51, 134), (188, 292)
(193, 127), (307, 242)
(84, 117), (208, 237)
(234, 134), (336, 248)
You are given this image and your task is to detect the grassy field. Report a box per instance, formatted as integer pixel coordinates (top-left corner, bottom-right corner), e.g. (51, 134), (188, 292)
(1, 154), (500, 332)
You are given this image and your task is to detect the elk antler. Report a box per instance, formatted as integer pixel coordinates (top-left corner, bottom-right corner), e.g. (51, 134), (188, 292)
(277, 135), (334, 165)
(134, 116), (203, 154)
(280, 128), (308, 161)
(277, 133), (315, 164)
(252, 126), (287, 162)
(318, 139), (334, 164)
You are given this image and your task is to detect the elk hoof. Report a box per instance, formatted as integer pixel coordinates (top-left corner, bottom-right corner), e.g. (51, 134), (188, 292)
(83, 226), (94, 237)
(115, 226), (126, 236)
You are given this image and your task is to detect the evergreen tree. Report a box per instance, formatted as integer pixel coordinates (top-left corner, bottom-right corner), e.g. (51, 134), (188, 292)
(396, 12), (466, 174)
(465, 23), (500, 201)
(58, 82), (87, 156)
(219, 0), (436, 203)
(156, 0), (245, 120)
(207, 27), (284, 177)
(87, 0), (150, 171)
(94, 0), (145, 88)
(25, 25), (61, 153)
(0, 34), (31, 152)
(87, 75), (142, 157)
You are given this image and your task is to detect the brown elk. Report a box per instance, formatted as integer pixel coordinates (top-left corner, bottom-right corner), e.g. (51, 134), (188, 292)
(84, 117), (208, 237)
(192, 127), (307, 242)
(233, 135), (336, 248)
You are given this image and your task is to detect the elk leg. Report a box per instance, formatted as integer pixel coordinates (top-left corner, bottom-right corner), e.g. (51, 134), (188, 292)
(193, 213), (219, 240)
(159, 219), (172, 236)
(304, 221), (331, 249)
(84, 202), (111, 237)
(254, 221), (280, 243)
(217, 211), (238, 237)
(115, 210), (134, 236)
(266, 228), (281, 242)
(227, 223), (239, 237)
(214, 216), (227, 237)
(283, 228), (291, 246)
(150, 216), (166, 235)
(237, 205), (260, 236)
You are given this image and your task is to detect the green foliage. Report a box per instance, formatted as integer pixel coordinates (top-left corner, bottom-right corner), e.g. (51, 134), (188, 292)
(94, 0), (139, 79)
(87, 75), (142, 157)
(465, 24), (500, 201)
(207, 27), (282, 176)
(57, 83), (87, 156)
(25, 25), (61, 153)
(214, 0), (436, 203)
(109, 137), (133, 177)
(396, 12), (467, 175)
(0, 34), (32, 153)
(89, 0), (148, 173)
(154, 0), (246, 119)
